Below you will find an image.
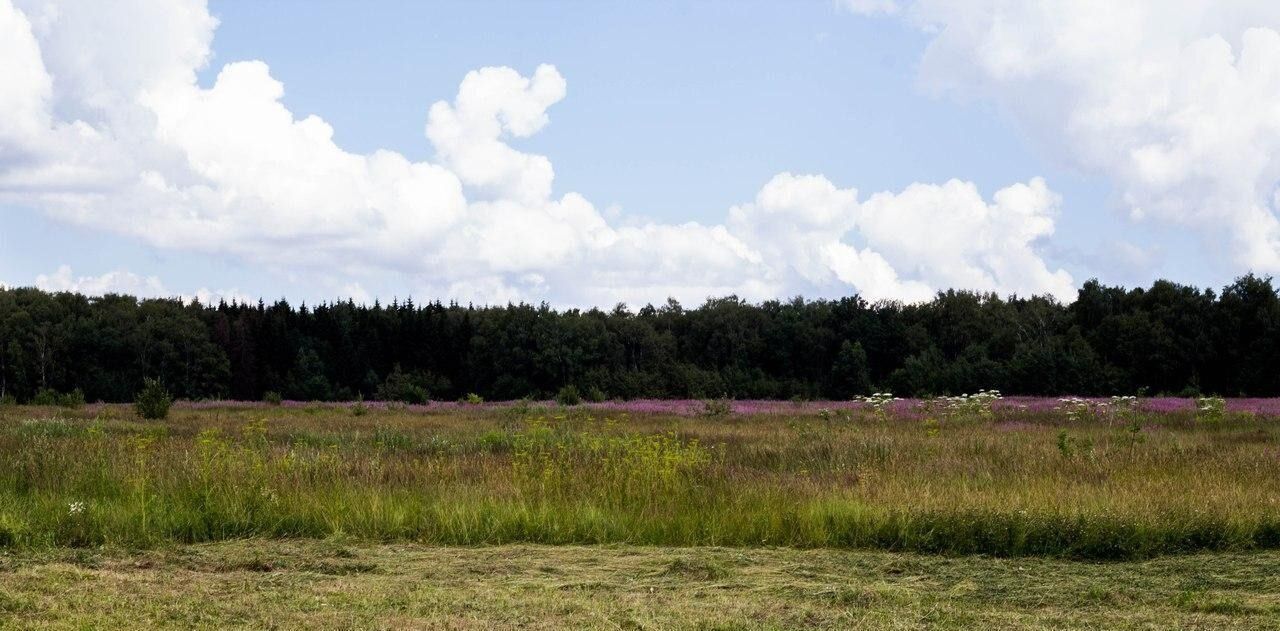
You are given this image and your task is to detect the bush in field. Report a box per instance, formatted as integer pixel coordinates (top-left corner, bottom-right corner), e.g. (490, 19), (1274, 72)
(350, 395), (368, 416)
(555, 385), (581, 406)
(60, 388), (85, 408)
(585, 386), (607, 403)
(31, 388), (60, 406)
(262, 390), (283, 406)
(1055, 429), (1093, 458)
(699, 397), (733, 418)
(30, 388), (84, 408)
(134, 378), (172, 420)
(461, 392), (484, 405)
(0, 394), (15, 406)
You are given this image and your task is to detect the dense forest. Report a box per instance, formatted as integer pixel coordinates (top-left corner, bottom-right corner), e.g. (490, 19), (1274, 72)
(0, 275), (1278, 402)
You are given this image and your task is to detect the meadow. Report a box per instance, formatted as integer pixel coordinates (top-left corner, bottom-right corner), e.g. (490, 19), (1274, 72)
(0, 395), (1277, 559)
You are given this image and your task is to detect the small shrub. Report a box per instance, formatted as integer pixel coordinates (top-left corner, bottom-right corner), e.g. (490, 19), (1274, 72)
(350, 395), (368, 416)
(0, 394), (15, 406)
(554, 385), (581, 406)
(1055, 430), (1092, 458)
(1056, 430), (1073, 457)
(59, 388), (85, 409)
(263, 391), (283, 406)
(503, 396), (550, 420)
(461, 392), (484, 405)
(134, 378), (172, 420)
(30, 388), (84, 408)
(699, 397), (733, 418)
(585, 386), (607, 403)
(382, 382), (428, 404)
(31, 388), (60, 406)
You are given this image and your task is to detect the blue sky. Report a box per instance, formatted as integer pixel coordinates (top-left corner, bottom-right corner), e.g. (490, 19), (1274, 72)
(1, 0), (1275, 305)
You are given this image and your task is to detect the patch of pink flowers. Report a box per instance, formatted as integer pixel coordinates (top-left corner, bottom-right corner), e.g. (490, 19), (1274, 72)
(164, 396), (1280, 416)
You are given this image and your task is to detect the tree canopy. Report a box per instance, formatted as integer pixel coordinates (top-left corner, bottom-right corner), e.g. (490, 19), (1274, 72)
(1, 275), (1277, 402)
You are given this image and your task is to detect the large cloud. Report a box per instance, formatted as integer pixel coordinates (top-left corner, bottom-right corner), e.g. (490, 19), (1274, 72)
(857, 0), (1280, 274)
(0, 0), (1074, 304)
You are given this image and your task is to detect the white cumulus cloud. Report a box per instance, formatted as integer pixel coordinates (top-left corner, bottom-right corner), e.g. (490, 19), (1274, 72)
(35, 265), (165, 297)
(861, 0), (1280, 274)
(0, 0), (1075, 305)
(31, 264), (250, 304)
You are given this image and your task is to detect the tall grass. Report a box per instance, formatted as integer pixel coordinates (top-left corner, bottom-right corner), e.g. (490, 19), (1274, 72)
(0, 403), (1276, 558)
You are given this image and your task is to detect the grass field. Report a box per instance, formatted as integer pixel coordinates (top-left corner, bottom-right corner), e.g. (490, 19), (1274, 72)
(2, 541), (1278, 629)
(2, 398), (1279, 627)
(0, 397), (1277, 558)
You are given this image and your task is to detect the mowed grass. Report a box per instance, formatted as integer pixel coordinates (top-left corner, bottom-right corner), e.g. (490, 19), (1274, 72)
(0, 401), (1278, 558)
(1, 541), (1278, 629)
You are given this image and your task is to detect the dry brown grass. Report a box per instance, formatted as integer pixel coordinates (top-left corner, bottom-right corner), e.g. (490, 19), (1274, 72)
(1, 541), (1279, 629)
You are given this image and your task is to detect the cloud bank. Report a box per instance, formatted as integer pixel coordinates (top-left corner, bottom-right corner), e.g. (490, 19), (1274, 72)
(856, 0), (1280, 274)
(32, 265), (249, 305)
(0, 0), (1074, 304)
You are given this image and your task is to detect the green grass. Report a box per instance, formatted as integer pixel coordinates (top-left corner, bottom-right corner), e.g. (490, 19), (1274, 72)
(1, 541), (1278, 629)
(0, 403), (1277, 558)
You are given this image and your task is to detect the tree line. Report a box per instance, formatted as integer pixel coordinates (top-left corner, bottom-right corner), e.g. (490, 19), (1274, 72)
(0, 275), (1277, 403)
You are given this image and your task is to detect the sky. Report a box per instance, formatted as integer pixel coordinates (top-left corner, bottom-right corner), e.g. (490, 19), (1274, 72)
(2, 0), (1279, 306)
